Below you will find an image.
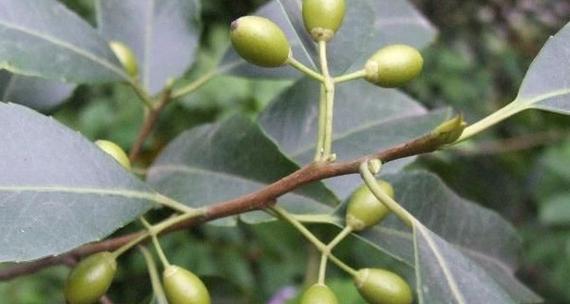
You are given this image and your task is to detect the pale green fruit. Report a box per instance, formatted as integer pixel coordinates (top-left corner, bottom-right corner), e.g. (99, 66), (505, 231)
(300, 283), (338, 304)
(354, 268), (413, 304)
(302, 0), (346, 41)
(163, 265), (211, 304)
(230, 16), (291, 67)
(64, 252), (117, 304)
(95, 140), (131, 170)
(346, 180), (394, 231)
(365, 44), (423, 88)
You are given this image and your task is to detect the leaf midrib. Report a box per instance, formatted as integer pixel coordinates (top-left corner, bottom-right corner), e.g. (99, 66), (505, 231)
(0, 19), (128, 80)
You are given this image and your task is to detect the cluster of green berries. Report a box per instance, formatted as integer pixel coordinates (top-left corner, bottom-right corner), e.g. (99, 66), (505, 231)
(64, 141), (211, 304)
(230, 0), (423, 88)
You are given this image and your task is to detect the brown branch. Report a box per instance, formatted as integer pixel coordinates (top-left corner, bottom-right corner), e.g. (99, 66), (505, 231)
(128, 89), (172, 163)
(0, 131), (444, 282)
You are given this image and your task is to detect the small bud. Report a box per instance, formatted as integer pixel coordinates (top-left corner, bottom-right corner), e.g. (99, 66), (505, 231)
(300, 283), (338, 304)
(364, 44), (423, 88)
(431, 115), (467, 145)
(230, 16), (291, 67)
(163, 265), (211, 304)
(346, 181), (394, 231)
(95, 140), (131, 170)
(109, 41), (139, 78)
(64, 252), (117, 304)
(354, 268), (413, 304)
(302, 0), (346, 42)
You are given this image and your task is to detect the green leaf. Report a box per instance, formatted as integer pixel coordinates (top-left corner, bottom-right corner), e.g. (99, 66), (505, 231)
(147, 115), (339, 226)
(258, 77), (449, 199)
(0, 103), (155, 262)
(0, 0), (129, 84)
(222, 0), (435, 78)
(539, 193), (570, 226)
(341, 171), (540, 303)
(413, 222), (516, 303)
(514, 22), (570, 114)
(96, 0), (202, 94)
(0, 70), (74, 111)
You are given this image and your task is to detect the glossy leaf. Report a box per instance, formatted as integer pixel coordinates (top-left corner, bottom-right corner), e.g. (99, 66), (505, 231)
(514, 22), (570, 114)
(325, 171), (540, 303)
(221, 0), (436, 78)
(258, 77), (449, 199)
(96, 0), (202, 94)
(0, 103), (155, 262)
(147, 116), (339, 226)
(0, 70), (74, 111)
(0, 0), (129, 84)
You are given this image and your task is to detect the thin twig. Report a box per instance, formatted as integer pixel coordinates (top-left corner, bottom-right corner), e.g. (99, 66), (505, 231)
(0, 129), (447, 281)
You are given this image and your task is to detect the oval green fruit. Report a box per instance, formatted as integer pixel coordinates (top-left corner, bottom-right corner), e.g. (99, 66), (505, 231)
(354, 268), (413, 304)
(346, 180), (394, 231)
(163, 265), (211, 304)
(64, 252), (117, 304)
(364, 44), (423, 88)
(230, 16), (291, 67)
(95, 140), (131, 170)
(109, 41), (139, 78)
(302, 0), (346, 41)
(300, 283), (338, 304)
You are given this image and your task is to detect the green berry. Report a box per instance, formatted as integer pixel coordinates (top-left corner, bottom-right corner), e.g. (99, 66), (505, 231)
(163, 265), (211, 304)
(230, 16), (291, 67)
(64, 252), (117, 304)
(300, 283), (338, 304)
(109, 41), (139, 78)
(302, 0), (346, 42)
(346, 180), (394, 231)
(365, 44), (423, 88)
(354, 268), (413, 304)
(95, 140), (131, 170)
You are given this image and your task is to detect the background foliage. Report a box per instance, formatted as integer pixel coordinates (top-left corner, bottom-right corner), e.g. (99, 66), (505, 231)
(0, 0), (569, 303)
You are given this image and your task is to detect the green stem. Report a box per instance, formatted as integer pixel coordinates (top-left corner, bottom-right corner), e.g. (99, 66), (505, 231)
(270, 206), (358, 277)
(153, 193), (197, 214)
(287, 56), (325, 82)
(314, 85), (327, 161)
(334, 70), (366, 84)
(127, 80), (154, 109)
(327, 226), (353, 250)
(359, 161), (414, 227)
(319, 41), (336, 160)
(170, 70), (218, 100)
(318, 252), (328, 285)
(139, 246), (168, 304)
(141, 217), (171, 267)
(111, 209), (205, 259)
(456, 101), (524, 143)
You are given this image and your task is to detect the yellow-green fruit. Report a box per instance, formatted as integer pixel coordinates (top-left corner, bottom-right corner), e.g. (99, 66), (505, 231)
(109, 41), (139, 78)
(302, 0), (346, 41)
(354, 268), (413, 304)
(365, 44), (423, 88)
(230, 16), (291, 67)
(163, 265), (211, 304)
(64, 252), (117, 304)
(346, 180), (394, 231)
(95, 140), (131, 170)
(300, 283), (338, 304)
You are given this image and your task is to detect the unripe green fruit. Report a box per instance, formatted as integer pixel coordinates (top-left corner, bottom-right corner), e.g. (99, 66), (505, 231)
(230, 16), (291, 67)
(365, 44), (423, 88)
(95, 140), (131, 170)
(163, 265), (211, 304)
(354, 268), (413, 304)
(300, 283), (338, 304)
(346, 180), (394, 231)
(109, 41), (139, 78)
(302, 0), (346, 42)
(64, 252), (117, 304)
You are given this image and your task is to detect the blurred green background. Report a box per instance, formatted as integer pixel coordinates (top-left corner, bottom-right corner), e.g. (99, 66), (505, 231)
(1, 0), (569, 303)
